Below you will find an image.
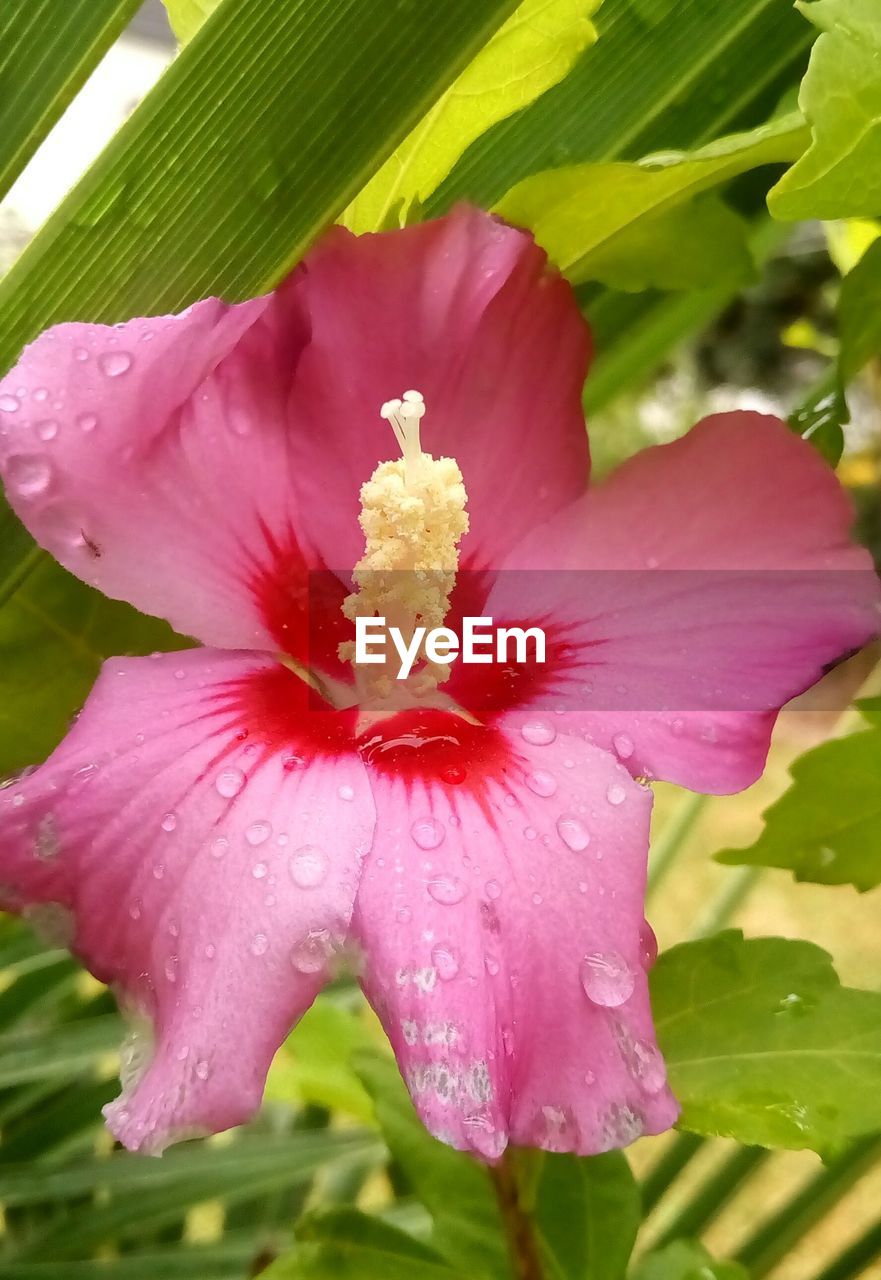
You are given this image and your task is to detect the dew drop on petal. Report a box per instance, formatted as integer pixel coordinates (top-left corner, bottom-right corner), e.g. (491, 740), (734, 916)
(526, 769), (557, 797)
(245, 820), (272, 847)
(251, 862), (268, 879)
(639, 920), (658, 970)
(77, 413), (98, 433)
(290, 929), (332, 974)
(485, 954), (500, 976)
(98, 351), (133, 378)
(485, 879), (502, 900)
(520, 719), (556, 746)
(432, 943), (460, 981)
(74, 347), (89, 362)
(606, 783), (627, 806)
(441, 764), (466, 785)
(215, 767), (245, 798)
(250, 932), (269, 957)
(411, 816), (445, 850)
(210, 836), (229, 859)
(556, 814), (591, 852)
(6, 454), (52, 498)
(613, 733), (634, 760)
(195, 1060), (210, 1081)
(427, 874), (467, 906)
(36, 419), (58, 442)
(337, 784), (355, 802)
(0, 394), (20, 413)
(160, 811), (177, 833)
(580, 951), (635, 1007)
(289, 844), (328, 889)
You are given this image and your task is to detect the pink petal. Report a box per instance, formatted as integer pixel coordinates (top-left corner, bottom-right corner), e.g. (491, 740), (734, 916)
(286, 204), (591, 573)
(468, 413), (880, 793)
(0, 291), (352, 671)
(351, 725), (677, 1158)
(0, 650), (374, 1153)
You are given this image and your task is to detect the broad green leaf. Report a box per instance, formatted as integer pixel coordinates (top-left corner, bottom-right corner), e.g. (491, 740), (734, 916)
(163, 0), (220, 43)
(432, 0), (815, 213)
(0, 0), (141, 202)
(716, 723), (881, 891)
(265, 996), (378, 1123)
(343, 0), (599, 233)
(0, 556), (181, 776)
(839, 237), (881, 379)
(653, 931), (881, 1153)
(787, 373), (847, 465)
(494, 115), (807, 288)
(355, 1053), (508, 1280)
(535, 1152), (640, 1280)
(266, 1209), (468, 1279)
(632, 1241), (747, 1280)
(769, 0), (881, 219)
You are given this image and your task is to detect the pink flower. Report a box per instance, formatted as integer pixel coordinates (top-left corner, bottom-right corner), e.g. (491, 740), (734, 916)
(0, 206), (877, 1159)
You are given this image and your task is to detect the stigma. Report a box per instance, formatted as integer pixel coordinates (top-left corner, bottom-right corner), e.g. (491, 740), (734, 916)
(340, 390), (469, 698)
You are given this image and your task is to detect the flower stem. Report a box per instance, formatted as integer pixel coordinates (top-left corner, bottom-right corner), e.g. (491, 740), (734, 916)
(489, 1148), (546, 1280)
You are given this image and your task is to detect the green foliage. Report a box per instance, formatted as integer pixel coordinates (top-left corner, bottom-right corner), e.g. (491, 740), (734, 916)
(769, 0), (881, 219)
(632, 1240), (747, 1280)
(838, 237), (881, 378)
(266, 1209), (467, 1279)
(534, 1151), (640, 1280)
(716, 719), (881, 891)
(787, 373), (848, 465)
(344, 0), (599, 232)
(265, 996), (378, 1123)
(654, 931), (881, 1152)
(162, 0), (221, 43)
(494, 115), (807, 289)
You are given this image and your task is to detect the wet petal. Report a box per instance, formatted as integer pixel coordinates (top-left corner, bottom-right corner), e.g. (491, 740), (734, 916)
(351, 719), (676, 1158)
(0, 650), (373, 1152)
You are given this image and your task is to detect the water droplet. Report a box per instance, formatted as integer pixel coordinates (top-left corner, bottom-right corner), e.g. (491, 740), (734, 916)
(521, 719), (556, 746)
(153, 864), (165, 880)
(74, 347), (89, 362)
(245, 820), (271, 847)
(195, 1059), (210, 1081)
(427, 874), (467, 905)
(670, 718), (685, 738)
(613, 733), (634, 760)
(396, 905), (412, 923)
(6, 453), (52, 498)
(210, 836), (229, 859)
(204, 942), (216, 959)
(128, 900), (142, 921)
(441, 764), (466, 785)
(412, 816), (444, 850)
(338, 784), (355, 801)
(526, 769), (557, 797)
(606, 783), (627, 806)
(290, 928), (332, 974)
(36, 419), (58, 442)
(160, 811), (177, 833)
(251, 862), (268, 879)
(164, 956), (178, 982)
(98, 351), (132, 378)
(77, 413), (98, 433)
(485, 879), (502, 900)
(557, 814), (591, 852)
(701, 722), (719, 744)
(485, 954), (500, 976)
(432, 944), (460, 980)
(0, 394), (20, 413)
(289, 844), (327, 888)
(215, 767), (245, 798)
(580, 951), (635, 1007)
(250, 932), (269, 956)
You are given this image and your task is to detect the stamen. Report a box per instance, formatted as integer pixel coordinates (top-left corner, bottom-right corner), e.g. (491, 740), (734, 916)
(339, 390), (469, 701)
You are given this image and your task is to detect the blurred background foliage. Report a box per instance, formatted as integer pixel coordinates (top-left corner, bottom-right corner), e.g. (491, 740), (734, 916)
(1, 0), (881, 1277)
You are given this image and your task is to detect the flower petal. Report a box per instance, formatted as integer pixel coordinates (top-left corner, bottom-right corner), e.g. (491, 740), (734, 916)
(0, 650), (374, 1152)
(0, 290), (353, 668)
(471, 413), (880, 793)
(287, 204), (591, 574)
(351, 725), (677, 1158)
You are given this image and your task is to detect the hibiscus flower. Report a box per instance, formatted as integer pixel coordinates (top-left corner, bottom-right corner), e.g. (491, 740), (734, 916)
(0, 206), (876, 1160)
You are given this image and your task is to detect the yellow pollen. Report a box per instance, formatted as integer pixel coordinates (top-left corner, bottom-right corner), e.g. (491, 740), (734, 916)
(340, 390), (469, 698)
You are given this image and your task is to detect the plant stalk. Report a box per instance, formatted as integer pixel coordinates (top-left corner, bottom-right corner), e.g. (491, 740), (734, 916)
(489, 1149), (545, 1280)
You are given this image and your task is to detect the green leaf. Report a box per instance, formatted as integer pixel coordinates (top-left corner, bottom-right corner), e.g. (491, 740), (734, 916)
(632, 1241), (748, 1280)
(856, 695), (881, 726)
(343, 0), (599, 233)
(787, 373), (847, 465)
(838, 237), (881, 379)
(0, 1016), (120, 1089)
(653, 931), (881, 1153)
(355, 1053), (508, 1280)
(0, 0), (141, 202)
(0, 556), (182, 776)
(716, 724), (881, 891)
(162, 0), (220, 43)
(494, 114), (807, 288)
(266, 1209), (468, 1279)
(535, 1152), (640, 1280)
(769, 0), (881, 220)
(265, 996), (377, 1123)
